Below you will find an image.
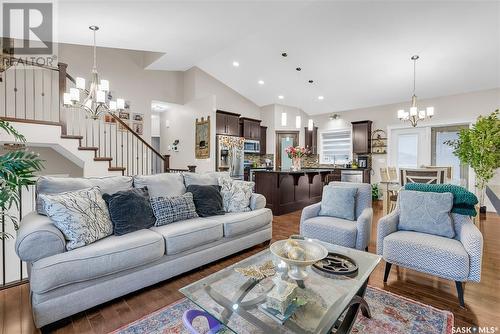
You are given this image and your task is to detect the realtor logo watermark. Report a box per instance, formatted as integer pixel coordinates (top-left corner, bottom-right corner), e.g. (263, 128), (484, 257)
(453, 327), (499, 334)
(3, 2), (53, 54)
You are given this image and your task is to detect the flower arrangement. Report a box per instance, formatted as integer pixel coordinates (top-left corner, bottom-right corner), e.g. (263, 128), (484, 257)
(285, 146), (309, 159)
(285, 146), (309, 171)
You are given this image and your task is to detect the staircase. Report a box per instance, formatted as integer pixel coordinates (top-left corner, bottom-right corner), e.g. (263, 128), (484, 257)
(0, 54), (195, 288)
(0, 54), (195, 176)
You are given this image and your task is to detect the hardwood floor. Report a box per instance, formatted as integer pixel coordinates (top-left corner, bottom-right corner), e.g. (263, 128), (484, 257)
(1, 201), (499, 333)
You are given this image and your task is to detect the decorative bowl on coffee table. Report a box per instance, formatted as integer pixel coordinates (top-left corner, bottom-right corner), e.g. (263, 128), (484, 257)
(270, 239), (328, 280)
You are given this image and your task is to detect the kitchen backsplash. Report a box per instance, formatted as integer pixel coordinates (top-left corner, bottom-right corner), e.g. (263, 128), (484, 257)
(244, 153), (274, 167)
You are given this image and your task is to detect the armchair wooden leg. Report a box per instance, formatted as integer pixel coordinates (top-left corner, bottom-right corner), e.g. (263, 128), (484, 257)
(383, 262), (392, 283)
(455, 281), (465, 307)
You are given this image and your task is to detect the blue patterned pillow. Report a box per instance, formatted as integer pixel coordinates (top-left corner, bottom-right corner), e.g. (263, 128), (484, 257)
(319, 185), (357, 220)
(399, 190), (455, 238)
(150, 193), (199, 226)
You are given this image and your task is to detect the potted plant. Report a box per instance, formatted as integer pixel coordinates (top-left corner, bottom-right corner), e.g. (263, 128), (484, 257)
(371, 183), (381, 201)
(285, 146), (309, 171)
(0, 120), (43, 239)
(446, 110), (500, 212)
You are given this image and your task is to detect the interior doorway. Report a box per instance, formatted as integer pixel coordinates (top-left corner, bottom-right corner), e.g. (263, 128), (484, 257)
(275, 131), (299, 170)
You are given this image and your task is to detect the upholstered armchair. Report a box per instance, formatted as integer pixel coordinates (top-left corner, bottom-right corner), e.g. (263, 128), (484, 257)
(300, 182), (372, 251)
(377, 196), (483, 307)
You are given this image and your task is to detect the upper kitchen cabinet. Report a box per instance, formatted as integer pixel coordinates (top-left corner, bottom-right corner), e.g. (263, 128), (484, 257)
(351, 120), (373, 154)
(240, 117), (261, 140)
(304, 126), (318, 154)
(216, 110), (240, 136)
(260, 126), (267, 154)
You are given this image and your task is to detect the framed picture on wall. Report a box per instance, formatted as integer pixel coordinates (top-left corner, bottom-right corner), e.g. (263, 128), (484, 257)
(133, 122), (143, 135)
(118, 112), (130, 120)
(104, 114), (116, 124)
(195, 116), (210, 159)
(133, 113), (144, 122)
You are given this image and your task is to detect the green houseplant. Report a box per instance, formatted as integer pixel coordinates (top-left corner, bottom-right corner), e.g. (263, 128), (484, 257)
(0, 120), (43, 238)
(445, 110), (500, 210)
(371, 183), (381, 201)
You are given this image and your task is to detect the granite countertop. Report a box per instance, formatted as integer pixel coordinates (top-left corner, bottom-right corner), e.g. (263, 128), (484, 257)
(252, 169), (339, 174)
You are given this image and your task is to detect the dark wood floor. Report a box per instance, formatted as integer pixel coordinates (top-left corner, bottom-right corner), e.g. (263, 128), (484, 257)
(1, 201), (499, 333)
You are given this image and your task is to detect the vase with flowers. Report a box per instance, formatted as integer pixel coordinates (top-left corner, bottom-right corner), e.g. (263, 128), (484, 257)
(285, 146), (309, 171)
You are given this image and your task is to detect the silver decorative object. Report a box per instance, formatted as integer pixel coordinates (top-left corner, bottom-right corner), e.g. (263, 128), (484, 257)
(234, 260), (276, 280)
(270, 239), (328, 280)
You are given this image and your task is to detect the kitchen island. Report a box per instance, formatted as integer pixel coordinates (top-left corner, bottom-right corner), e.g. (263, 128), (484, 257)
(254, 169), (335, 215)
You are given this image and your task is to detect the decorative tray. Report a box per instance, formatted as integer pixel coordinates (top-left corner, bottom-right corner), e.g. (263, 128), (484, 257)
(312, 252), (358, 278)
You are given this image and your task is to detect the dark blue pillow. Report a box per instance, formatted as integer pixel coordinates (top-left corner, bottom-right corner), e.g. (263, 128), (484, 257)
(186, 185), (225, 217)
(102, 187), (155, 236)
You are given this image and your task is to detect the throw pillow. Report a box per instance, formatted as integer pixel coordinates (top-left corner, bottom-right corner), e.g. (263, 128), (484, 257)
(218, 177), (254, 213)
(36, 175), (133, 215)
(399, 190), (455, 238)
(186, 185), (225, 217)
(319, 185), (358, 221)
(150, 193), (199, 226)
(39, 187), (113, 250)
(102, 187), (156, 236)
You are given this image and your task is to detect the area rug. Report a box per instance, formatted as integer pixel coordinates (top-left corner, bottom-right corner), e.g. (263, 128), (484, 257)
(110, 286), (453, 334)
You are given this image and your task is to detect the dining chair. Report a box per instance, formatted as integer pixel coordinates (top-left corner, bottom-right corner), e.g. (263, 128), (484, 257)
(400, 168), (447, 186)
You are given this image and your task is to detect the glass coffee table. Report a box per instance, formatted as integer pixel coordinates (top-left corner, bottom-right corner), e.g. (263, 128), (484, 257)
(180, 240), (381, 334)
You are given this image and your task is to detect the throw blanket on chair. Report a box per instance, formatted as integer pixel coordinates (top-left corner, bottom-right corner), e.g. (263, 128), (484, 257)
(404, 183), (478, 216)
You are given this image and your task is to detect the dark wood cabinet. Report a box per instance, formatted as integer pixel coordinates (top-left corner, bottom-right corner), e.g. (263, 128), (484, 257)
(351, 120), (372, 154)
(304, 126), (318, 154)
(240, 118), (261, 140)
(260, 126), (267, 154)
(216, 110), (240, 136)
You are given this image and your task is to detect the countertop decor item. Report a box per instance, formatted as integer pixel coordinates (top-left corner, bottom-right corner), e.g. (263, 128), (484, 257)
(312, 252), (358, 278)
(270, 239), (328, 280)
(234, 260), (276, 280)
(285, 146), (310, 171)
(266, 280), (297, 314)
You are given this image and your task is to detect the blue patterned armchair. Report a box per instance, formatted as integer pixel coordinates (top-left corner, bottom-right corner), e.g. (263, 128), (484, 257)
(377, 199), (483, 307)
(300, 182), (372, 251)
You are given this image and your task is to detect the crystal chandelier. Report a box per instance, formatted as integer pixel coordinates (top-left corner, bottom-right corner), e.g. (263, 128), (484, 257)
(397, 55), (435, 127)
(63, 26), (125, 119)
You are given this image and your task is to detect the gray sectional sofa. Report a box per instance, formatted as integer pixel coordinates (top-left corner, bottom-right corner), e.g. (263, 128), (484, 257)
(15, 172), (272, 328)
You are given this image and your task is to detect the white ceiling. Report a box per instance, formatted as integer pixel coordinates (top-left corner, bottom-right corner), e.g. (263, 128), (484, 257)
(55, 1), (500, 115)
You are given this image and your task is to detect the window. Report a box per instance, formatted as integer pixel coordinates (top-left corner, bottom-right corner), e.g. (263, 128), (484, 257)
(320, 129), (351, 164)
(397, 134), (418, 168)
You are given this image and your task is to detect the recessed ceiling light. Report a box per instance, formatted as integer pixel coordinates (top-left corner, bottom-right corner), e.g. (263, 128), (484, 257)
(281, 52), (288, 57)
(308, 80), (314, 83)
(232, 61), (239, 67)
(258, 80), (265, 85)
(296, 67), (302, 71)
(318, 96), (324, 100)
(278, 95), (284, 99)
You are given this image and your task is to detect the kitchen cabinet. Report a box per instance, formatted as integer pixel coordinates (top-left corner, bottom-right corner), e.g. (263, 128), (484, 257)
(216, 110), (240, 136)
(304, 126), (318, 154)
(240, 118), (261, 140)
(351, 120), (372, 154)
(260, 126), (267, 155)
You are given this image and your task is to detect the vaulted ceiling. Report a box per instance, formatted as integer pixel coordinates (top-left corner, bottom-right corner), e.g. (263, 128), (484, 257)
(55, 1), (500, 115)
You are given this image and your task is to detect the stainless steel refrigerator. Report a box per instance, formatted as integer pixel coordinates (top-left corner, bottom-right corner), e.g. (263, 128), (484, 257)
(216, 135), (244, 179)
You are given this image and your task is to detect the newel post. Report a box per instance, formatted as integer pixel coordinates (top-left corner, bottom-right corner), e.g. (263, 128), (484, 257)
(58, 62), (68, 135)
(163, 155), (170, 172)
(187, 165), (197, 173)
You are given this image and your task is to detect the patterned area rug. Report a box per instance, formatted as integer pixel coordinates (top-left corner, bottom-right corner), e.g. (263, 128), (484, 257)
(111, 286), (453, 334)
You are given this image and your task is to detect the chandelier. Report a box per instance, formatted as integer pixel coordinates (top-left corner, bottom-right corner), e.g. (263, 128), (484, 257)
(63, 26), (125, 119)
(397, 55), (434, 127)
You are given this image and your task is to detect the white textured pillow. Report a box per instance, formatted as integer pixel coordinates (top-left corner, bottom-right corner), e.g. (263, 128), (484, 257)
(40, 187), (113, 250)
(218, 177), (254, 213)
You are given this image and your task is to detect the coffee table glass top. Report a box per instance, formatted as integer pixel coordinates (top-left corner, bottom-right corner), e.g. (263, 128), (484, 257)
(180, 240), (381, 334)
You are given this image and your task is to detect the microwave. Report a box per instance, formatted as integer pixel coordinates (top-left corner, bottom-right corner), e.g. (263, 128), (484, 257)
(244, 140), (260, 153)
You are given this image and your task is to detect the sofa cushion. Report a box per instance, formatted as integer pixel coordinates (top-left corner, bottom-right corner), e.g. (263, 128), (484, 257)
(218, 177), (254, 213)
(40, 187), (113, 251)
(150, 217), (222, 255)
(186, 185), (225, 217)
(36, 176), (133, 215)
(133, 173), (185, 198)
(102, 187), (156, 235)
(399, 190), (455, 238)
(383, 230), (469, 281)
(319, 185), (357, 221)
(301, 216), (357, 248)
(217, 208), (272, 237)
(183, 172), (230, 187)
(29, 229), (164, 294)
